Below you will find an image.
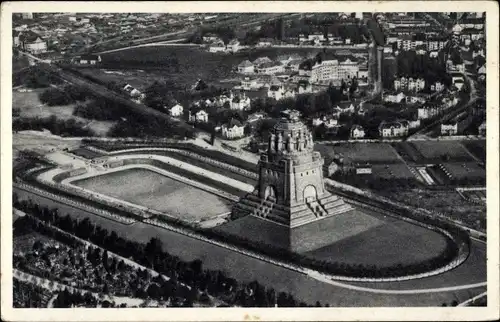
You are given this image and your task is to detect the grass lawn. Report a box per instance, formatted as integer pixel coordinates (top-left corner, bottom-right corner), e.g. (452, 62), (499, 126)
(306, 212), (448, 267)
(315, 143), (404, 164)
(461, 140), (486, 163)
(71, 168), (232, 222)
(14, 188), (486, 307)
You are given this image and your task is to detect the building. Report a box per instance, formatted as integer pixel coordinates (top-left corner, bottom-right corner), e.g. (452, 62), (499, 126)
(253, 57), (273, 65)
(226, 39), (240, 53)
(383, 91), (406, 103)
(237, 60), (255, 74)
(350, 125), (365, 139)
(78, 54), (101, 65)
(378, 120), (409, 137)
(335, 102), (356, 114)
(208, 40), (226, 53)
(297, 80), (312, 94)
(221, 118), (245, 139)
(430, 81), (445, 92)
(426, 38), (448, 51)
(202, 33), (220, 42)
(189, 109), (209, 123)
(393, 76), (425, 92)
(441, 122), (458, 135)
(418, 103), (442, 120)
(267, 85), (296, 101)
(256, 61), (284, 75)
(167, 103), (183, 117)
(257, 38), (274, 47)
(230, 94), (251, 110)
(226, 110), (355, 253)
(478, 121), (486, 136)
(309, 54), (360, 84)
(123, 84), (141, 98)
(17, 31), (47, 54)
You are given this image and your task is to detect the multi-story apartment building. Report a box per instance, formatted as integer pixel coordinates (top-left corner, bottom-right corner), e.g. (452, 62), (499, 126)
(394, 76), (426, 92)
(309, 56), (360, 84)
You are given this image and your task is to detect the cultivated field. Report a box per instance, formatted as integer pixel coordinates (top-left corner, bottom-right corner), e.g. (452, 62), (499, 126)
(306, 210), (448, 267)
(371, 164), (415, 180)
(378, 188), (486, 231)
(441, 162), (486, 180)
(402, 141), (474, 162)
(315, 143), (403, 165)
(71, 168), (232, 222)
(14, 189), (486, 307)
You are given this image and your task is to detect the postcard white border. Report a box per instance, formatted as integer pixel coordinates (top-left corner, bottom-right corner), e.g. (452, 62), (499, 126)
(1, 1), (499, 321)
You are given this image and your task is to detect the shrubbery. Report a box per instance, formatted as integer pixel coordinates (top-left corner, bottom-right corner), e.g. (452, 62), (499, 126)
(39, 85), (95, 106)
(13, 116), (96, 137)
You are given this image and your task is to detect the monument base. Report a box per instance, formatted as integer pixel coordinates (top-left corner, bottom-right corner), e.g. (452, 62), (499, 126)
(215, 206), (359, 253)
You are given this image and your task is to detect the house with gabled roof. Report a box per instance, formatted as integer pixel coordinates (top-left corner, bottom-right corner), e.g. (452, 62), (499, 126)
(221, 118), (245, 139)
(237, 60), (255, 74)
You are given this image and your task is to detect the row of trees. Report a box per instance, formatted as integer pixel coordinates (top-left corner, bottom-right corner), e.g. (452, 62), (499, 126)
(13, 279), (48, 308)
(13, 116), (96, 137)
(38, 84), (94, 106)
(14, 198), (313, 307)
(14, 66), (63, 89)
(394, 51), (452, 89)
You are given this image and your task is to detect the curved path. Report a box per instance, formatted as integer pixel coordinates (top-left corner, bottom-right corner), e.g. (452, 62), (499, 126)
(306, 271), (486, 294)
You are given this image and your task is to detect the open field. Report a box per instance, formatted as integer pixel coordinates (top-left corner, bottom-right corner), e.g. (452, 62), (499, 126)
(377, 188), (486, 232)
(441, 162), (486, 180)
(306, 212), (448, 267)
(77, 68), (165, 93)
(71, 168), (232, 222)
(13, 132), (82, 159)
(412, 141), (475, 162)
(315, 143), (403, 165)
(461, 140), (486, 163)
(395, 141), (476, 164)
(98, 46), (367, 89)
(14, 188), (486, 307)
(12, 90), (115, 136)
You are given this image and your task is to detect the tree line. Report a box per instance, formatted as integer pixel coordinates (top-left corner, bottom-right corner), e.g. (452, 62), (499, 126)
(13, 197), (316, 307)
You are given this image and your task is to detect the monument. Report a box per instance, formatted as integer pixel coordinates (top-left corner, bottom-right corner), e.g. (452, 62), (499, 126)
(229, 110), (355, 252)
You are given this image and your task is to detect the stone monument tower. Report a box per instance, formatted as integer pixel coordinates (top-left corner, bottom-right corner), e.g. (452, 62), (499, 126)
(229, 110), (354, 252)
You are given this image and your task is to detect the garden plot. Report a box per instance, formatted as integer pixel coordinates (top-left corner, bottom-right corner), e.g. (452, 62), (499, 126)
(315, 143), (403, 165)
(411, 141), (475, 163)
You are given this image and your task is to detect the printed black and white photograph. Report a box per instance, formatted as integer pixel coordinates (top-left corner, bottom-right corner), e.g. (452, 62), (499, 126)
(1, 1), (499, 321)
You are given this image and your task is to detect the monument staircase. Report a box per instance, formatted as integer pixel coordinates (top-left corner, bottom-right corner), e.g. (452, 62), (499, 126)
(232, 191), (354, 228)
